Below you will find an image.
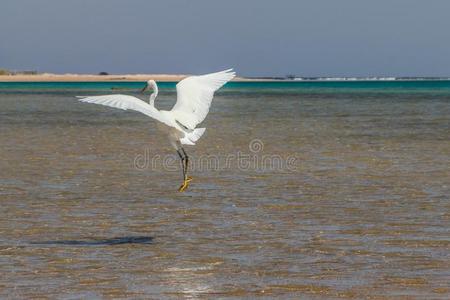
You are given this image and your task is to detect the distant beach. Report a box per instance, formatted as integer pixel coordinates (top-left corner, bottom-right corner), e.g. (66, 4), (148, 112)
(0, 73), (258, 82)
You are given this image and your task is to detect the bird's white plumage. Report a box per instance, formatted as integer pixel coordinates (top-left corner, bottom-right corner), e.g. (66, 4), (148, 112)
(171, 69), (235, 129)
(76, 69), (234, 145)
(76, 94), (174, 128)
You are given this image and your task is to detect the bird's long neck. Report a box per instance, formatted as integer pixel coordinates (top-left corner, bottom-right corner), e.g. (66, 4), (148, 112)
(149, 92), (157, 107)
(148, 83), (159, 108)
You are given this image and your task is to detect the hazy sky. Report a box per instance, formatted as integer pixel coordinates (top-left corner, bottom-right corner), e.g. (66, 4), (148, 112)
(1, 0), (449, 76)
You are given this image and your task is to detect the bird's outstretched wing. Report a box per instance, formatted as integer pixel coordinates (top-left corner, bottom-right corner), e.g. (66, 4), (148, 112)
(171, 69), (235, 129)
(76, 94), (173, 127)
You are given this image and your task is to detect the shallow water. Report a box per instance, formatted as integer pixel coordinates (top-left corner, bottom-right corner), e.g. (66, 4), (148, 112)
(0, 86), (449, 298)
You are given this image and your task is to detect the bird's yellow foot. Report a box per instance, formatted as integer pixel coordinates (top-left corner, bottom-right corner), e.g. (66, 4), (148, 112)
(178, 177), (193, 192)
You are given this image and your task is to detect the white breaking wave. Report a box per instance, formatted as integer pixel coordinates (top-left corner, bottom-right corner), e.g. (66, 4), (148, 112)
(293, 77), (399, 81)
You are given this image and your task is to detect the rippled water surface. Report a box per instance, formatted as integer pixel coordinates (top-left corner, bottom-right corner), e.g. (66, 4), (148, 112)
(1, 85), (449, 299)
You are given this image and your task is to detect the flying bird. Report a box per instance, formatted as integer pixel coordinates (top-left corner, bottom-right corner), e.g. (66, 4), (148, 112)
(76, 69), (235, 191)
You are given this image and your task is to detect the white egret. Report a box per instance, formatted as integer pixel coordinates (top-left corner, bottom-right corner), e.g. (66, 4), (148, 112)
(76, 69), (235, 191)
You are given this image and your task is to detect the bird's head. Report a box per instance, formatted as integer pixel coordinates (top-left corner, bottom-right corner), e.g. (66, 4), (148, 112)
(141, 80), (156, 93)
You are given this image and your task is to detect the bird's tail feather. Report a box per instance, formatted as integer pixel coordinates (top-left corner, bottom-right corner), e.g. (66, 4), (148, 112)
(180, 128), (206, 145)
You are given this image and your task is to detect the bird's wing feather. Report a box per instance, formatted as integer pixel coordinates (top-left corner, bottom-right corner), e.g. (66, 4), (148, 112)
(171, 69), (235, 129)
(76, 94), (173, 127)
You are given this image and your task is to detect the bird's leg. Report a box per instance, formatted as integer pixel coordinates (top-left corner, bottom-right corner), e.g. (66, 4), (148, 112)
(178, 147), (192, 192)
(177, 149), (186, 181)
(177, 149), (188, 192)
(181, 147), (192, 182)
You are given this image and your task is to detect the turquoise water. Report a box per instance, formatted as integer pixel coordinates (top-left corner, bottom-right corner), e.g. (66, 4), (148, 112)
(1, 80), (450, 93)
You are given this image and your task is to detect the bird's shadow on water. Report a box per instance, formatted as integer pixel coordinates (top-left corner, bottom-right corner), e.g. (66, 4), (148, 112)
(30, 236), (153, 246)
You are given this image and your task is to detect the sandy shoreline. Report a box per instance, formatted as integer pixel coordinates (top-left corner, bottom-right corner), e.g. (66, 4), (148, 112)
(0, 73), (258, 82)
